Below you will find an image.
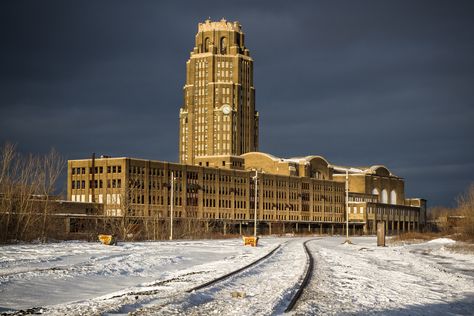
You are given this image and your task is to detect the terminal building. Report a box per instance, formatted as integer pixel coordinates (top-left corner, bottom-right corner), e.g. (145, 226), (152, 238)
(67, 19), (426, 236)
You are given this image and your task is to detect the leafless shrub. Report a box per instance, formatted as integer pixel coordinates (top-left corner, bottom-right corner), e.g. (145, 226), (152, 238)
(0, 143), (64, 243)
(455, 183), (474, 241)
(390, 231), (444, 244)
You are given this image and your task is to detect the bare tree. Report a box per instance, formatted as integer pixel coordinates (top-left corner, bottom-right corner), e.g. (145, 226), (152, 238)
(0, 143), (16, 242)
(0, 143), (65, 243)
(456, 183), (474, 240)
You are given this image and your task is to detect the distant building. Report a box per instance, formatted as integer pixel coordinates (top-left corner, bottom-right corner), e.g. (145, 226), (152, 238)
(67, 19), (425, 235)
(179, 19), (258, 165)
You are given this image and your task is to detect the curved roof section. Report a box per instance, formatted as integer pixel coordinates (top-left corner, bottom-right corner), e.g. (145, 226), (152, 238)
(332, 164), (396, 177)
(240, 151), (281, 162)
(368, 165), (392, 176)
(303, 155), (330, 166)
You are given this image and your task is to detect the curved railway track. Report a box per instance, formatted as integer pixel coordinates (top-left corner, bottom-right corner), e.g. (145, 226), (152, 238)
(134, 238), (317, 315)
(284, 238), (315, 312)
(185, 242), (284, 293)
(3, 239), (317, 315)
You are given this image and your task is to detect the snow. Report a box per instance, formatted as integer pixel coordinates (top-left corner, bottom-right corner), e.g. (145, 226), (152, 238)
(1, 237), (473, 315)
(295, 237), (474, 316)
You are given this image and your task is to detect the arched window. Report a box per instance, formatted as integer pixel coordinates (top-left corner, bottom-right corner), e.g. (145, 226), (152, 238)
(220, 37), (227, 54)
(381, 189), (388, 204)
(372, 188), (379, 196)
(390, 190), (397, 205)
(204, 38), (210, 52)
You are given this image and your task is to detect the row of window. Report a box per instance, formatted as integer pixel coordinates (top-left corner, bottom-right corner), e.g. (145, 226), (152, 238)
(71, 179), (122, 189)
(71, 165), (122, 175)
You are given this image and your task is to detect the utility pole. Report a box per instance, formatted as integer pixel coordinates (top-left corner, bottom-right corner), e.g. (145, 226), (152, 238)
(169, 171), (174, 240)
(345, 169), (351, 243)
(253, 169), (258, 238)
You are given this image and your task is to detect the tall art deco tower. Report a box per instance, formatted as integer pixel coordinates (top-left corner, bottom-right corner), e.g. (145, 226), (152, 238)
(179, 19), (259, 165)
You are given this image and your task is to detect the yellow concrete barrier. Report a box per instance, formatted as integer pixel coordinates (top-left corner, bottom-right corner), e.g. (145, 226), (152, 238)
(98, 234), (116, 245)
(243, 236), (258, 247)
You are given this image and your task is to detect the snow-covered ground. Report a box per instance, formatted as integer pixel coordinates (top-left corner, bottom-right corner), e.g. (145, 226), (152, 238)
(296, 237), (474, 315)
(1, 236), (473, 315)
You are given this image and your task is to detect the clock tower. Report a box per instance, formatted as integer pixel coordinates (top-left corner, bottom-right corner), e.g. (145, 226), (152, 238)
(179, 19), (259, 165)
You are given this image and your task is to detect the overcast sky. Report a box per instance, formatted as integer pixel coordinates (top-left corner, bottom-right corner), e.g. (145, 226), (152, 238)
(1, 0), (473, 207)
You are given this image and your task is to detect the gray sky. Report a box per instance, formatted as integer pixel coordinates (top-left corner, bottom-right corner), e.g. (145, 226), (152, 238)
(1, 0), (473, 206)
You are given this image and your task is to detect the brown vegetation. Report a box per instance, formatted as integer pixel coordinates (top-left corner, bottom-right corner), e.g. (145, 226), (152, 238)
(390, 231), (445, 244)
(455, 183), (474, 241)
(0, 143), (64, 243)
(403, 183), (474, 244)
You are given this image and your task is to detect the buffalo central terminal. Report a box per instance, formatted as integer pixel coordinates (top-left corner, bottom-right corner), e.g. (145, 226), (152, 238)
(67, 19), (426, 235)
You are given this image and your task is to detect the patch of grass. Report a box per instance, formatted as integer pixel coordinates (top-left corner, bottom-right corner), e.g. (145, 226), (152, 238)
(445, 242), (474, 254)
(389, 232), (445, 245)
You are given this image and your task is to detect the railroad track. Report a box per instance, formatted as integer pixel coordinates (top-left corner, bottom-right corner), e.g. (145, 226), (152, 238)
(3, 239), (316, 315)
(133, 238), (317, 315)
(284, 238), (315, 312)
(185, 242), (284, 293)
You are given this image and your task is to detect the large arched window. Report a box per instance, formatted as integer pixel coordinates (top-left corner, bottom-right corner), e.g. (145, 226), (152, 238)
(381, 189), (388, 204)
(220, 37), (227, 54)
(204, 38), (210, 52)
(390, 190), (397, 205)
(372, 188), (379, 196)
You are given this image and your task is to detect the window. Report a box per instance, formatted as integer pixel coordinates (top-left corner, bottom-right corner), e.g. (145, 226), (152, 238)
(390, 190), (397, 205)
(222, 161), (225, 166)
(220, 37), (227, 54)
(381, 189), (388, 204)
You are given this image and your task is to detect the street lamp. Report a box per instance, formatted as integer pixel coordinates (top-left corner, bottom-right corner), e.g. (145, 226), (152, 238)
(169, 171), (175, 240)
(252, 169), (258, 238)
(345, 169), (351, 244)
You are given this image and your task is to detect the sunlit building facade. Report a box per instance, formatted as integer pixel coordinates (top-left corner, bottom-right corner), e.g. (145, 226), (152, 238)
(67, 20), (425, 235)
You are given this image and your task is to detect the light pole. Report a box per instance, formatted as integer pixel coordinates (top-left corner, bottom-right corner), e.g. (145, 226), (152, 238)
(253, 169), (258, 238)
(169, 171), (174, 240)
(345, 169), (351, 243)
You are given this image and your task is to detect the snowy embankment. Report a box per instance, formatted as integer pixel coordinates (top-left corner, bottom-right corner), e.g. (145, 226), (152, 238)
(0, 238), (284, 315)
(295, 237), (474, 316)
(1, 237), (473, 315)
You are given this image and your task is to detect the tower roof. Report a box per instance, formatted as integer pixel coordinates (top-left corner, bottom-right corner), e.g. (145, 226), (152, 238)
(198, 18), (241, 32)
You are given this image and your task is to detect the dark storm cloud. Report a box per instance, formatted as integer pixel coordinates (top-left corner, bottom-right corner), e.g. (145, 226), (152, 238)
(1, 0), (473, 206)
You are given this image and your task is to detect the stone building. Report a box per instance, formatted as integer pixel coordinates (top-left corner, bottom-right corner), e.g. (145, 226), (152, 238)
(66, 19), (426, 236)
(179, 19), (259, 165)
